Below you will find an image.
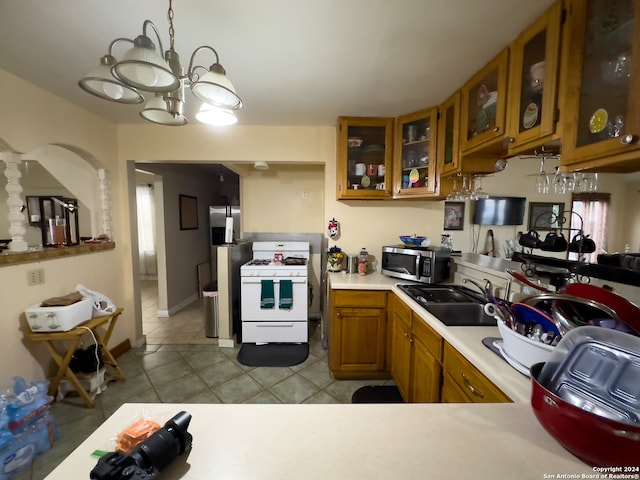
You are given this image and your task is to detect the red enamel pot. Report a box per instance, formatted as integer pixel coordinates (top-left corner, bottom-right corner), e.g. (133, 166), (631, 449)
(563, 283), (640, 334)
(530, 362), (640, 467)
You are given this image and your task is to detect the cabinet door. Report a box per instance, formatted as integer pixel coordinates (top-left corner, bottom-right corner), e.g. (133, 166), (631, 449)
(506, 1), (563, 154)
(437, 91), (462, 177)
(390, 310), (412, 401)
(393, 107), (439, 198)
(336, 117), (394, 199)
(443, 343), (511, 403)
(460, 48), (510, 155)
(441, 372), (471, 403)
(561, 0), (640, 169)
(410, 337), (442, 403)
(332, 307), (387, 373)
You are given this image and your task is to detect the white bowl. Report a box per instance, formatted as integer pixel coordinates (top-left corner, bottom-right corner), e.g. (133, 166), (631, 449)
(497, 320), (554, 371)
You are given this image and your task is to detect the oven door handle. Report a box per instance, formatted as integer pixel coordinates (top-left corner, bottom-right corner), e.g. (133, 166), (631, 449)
(256, 322), (295, 327)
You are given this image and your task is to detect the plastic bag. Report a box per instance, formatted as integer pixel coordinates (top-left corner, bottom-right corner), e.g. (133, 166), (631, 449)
(76, 284), (116, 317)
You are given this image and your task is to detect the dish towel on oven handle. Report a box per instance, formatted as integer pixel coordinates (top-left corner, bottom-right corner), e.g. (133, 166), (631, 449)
(279, 279), (293, 309)
(260, 279), (275, 309)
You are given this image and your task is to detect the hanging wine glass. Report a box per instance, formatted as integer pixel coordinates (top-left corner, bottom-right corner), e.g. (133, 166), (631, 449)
(535, 155), (549, 194)
(459, 174), (472, 199)
(446, 175), (459, 200)
(472, 175), (489, 199)
(552, 166), (566, 194)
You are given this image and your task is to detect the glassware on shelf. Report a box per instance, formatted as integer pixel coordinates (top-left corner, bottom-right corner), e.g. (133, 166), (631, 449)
(552, 166), (566, 194)
(471, 175), (489, 199)
(446, 175), (461, 200)
(535, 156), (550, 194)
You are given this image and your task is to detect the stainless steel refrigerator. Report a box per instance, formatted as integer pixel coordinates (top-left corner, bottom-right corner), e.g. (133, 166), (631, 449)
(209, 205), (241, 282)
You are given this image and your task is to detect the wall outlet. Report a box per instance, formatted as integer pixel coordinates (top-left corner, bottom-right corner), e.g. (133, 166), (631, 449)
(27, 268), (45, 286)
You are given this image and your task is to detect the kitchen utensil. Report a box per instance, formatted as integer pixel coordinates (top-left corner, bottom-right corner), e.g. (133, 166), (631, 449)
(539, 231), (568, 252)
(506, 269), (550, 292)
(399, 235), (427, 247)
(519, 230), (541, 248)
(562, 283), (640, 334)
(521, 293), (620, 336)
(531, 362), (640, 468)
(568, 232), (596, 253)
(531, 326), (640, 467)
(497, 320), (554, 373)
(511, 302), (560, 336)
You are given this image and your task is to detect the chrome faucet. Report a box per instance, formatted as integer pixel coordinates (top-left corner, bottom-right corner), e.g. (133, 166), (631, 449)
(462, 278), (493, 302)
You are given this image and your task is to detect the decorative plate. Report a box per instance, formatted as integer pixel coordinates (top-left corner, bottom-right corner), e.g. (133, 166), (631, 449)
(409, 168), (420, 184)
(589, 108), (608, 134)
(361, 175), (370, 187)
(522, 102), (539, 129)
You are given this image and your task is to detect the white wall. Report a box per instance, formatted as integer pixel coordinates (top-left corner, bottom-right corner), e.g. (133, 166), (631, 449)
(0, 69), (133, 386)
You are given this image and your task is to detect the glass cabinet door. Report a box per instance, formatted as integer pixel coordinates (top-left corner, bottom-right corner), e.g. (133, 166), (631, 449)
(460, 49), (509, 154)
(393, 107), (438, 198)
(506, 2), (563, 153)
(562, 0), (640, 167)
(437, 91), (461, 178)
(336, 117), (393, 199)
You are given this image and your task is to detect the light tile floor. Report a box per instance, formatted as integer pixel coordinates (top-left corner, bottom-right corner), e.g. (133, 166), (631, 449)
(28, 280), (393, 479)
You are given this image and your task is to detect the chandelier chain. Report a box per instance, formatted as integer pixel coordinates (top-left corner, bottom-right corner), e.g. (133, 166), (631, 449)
(168, 0), (175, 50)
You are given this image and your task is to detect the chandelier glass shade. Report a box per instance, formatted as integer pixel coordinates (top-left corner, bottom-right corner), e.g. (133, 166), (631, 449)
(78, 1), (242, 126)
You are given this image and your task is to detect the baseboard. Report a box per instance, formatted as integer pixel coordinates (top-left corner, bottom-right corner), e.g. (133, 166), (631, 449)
(110, 338), (131, 358)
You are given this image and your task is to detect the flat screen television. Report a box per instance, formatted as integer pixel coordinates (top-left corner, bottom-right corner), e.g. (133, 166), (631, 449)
(473, 197), (526, 226)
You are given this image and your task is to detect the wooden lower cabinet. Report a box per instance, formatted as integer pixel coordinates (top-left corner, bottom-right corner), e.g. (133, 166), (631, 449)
(390, 294), (442, 403)
(442, 342), (511, 403)
(329, 289), (389, 379)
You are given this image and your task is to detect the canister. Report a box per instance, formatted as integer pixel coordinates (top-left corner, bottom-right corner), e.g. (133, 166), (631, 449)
(346, 254), (358, 274)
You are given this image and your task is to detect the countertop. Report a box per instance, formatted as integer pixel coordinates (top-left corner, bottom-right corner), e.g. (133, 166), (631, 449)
(46, 402), (593, 479)
(329, 270), (532, 403)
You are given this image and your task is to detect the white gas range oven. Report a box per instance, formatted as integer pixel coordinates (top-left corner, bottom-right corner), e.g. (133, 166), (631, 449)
(240, 241), (309, 344)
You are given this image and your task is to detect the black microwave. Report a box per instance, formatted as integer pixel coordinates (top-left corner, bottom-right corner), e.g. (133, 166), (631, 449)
(381, 245), (451, 284)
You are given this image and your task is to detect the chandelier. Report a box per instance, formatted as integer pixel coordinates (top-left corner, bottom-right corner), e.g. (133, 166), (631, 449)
(78, 0), (242, 126)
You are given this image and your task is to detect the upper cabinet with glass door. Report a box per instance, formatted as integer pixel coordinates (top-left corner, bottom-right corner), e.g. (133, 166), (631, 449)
(336, 117), (394, 200)
(393, 107), (439, 198)
(460, 48), (510, 155)
(437, 91), (462, 178)
(505, 1), (564, 155)
(561, 0), (640, 171)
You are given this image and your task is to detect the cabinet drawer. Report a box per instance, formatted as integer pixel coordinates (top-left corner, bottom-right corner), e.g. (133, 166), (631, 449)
(443, 343), (511, 403)
(411, 317), (443, 362)
(334, 290), (386, 308)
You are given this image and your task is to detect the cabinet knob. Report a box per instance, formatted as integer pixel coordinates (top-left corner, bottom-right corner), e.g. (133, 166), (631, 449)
(506, 136), (515, 143)
(492, 127), (500, 133)
(620, 134), (636, 145)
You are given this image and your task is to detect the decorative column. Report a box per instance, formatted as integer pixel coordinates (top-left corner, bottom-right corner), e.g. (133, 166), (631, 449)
(97, 168), (112, 240)
(2, 151), (28, 252)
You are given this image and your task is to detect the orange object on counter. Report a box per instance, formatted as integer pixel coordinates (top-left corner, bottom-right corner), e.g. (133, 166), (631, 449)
(116, 418), (161, 453)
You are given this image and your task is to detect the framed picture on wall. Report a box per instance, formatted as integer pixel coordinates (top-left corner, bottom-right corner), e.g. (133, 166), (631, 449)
(528, 202), (565, 231)
(179, 194), (198, 230)
(444, 201), (465, 230)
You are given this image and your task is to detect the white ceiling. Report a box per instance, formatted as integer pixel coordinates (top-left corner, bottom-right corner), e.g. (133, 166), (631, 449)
(0, 0), (556, 127)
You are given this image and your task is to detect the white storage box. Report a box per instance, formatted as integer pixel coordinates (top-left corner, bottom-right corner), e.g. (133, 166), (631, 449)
(25, 299), (93, 332)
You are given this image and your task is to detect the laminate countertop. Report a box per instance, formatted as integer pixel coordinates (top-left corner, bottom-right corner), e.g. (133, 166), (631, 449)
(46, 402), (594, 479)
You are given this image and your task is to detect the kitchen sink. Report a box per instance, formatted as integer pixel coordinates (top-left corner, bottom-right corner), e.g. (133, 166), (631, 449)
(419, 302), (496, 327)
(397, 284), (496, 327)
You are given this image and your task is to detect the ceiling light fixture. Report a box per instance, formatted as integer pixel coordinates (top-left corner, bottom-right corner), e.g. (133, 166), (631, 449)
(78, 0), (242, 126)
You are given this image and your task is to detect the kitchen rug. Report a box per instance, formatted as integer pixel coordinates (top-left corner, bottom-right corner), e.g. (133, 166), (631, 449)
(237, 342), (309, 367)
(351, 385), (404, 404)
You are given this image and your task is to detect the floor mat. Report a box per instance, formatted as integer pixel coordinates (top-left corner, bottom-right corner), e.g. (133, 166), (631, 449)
(237, 343), (309, 367)
(351, 385), (404, 404)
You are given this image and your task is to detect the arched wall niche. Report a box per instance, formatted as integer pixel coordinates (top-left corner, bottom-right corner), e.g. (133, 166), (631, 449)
(1, 136), (112, 254)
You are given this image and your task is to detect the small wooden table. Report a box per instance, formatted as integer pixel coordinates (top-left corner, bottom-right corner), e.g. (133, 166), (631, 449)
(25, 308), (125, 408)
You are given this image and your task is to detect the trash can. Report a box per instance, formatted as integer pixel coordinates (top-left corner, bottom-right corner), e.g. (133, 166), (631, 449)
(202, 281), (219, 338)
